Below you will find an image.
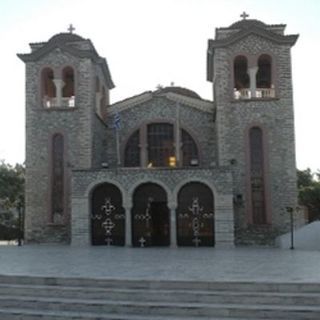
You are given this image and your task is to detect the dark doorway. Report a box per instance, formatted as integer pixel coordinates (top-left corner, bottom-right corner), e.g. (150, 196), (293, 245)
(176, 182), (214, 246)
(132, 183), (170, 247)
(91, 183), (125, 246)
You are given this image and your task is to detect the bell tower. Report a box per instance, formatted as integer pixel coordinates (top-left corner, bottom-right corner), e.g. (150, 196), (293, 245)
(207, 15), (299, 244)
(18, 27), (114, 243)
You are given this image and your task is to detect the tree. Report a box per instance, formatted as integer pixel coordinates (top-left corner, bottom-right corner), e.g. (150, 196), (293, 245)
(297, 168), (320, 222)
(0, 161), (25, 241)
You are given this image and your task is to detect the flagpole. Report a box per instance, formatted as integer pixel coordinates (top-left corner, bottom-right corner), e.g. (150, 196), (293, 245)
(113, 112), (121, 166)
(175, 102), (180, 166)
(116, 129), (121, 166)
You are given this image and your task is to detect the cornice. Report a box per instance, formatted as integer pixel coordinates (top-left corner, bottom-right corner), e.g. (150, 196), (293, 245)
(208, 26), (298, 50)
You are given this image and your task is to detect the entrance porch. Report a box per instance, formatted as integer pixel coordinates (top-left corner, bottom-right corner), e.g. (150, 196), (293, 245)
(71, 167), (234, 248)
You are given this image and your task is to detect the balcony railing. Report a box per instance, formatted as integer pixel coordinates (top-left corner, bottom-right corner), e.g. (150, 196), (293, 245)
(234, 88), (275, 100)
(43, 96), (75, 108)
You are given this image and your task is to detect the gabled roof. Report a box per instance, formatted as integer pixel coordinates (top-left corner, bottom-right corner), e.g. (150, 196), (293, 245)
(108, 87), (213, 115)
(17, 32), (114, 89)
(209, 25), (298, 49)
(207, 19), (299, 82)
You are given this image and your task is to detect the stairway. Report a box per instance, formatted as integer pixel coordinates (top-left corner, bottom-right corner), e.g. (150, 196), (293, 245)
(0, 275), (319, 319)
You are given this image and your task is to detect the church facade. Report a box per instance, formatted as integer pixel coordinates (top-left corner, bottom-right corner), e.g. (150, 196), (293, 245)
(18, 17), (299, 247)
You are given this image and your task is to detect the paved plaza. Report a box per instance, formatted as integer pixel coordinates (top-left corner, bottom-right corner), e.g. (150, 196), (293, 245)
(0, 245), (320, 283)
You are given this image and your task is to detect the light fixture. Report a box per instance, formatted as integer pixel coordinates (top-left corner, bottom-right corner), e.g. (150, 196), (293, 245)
(101, 162), (109, 168)
(169, 156), (176, 167)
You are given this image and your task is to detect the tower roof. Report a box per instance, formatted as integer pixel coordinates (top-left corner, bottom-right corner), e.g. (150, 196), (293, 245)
(17, 31), (114, 89)
(229, 19), (267, 29)
(207, 16), (299, 82)
(47, 32), (85, 44)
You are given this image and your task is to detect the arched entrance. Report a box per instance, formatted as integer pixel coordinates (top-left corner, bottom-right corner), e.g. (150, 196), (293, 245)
(91, 183), (125, 246)
(176, 182), (214, 246)
(132, 183), (170, 247)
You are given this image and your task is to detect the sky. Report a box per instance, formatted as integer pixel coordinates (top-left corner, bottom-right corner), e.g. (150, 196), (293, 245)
(0, 0), (319, 171)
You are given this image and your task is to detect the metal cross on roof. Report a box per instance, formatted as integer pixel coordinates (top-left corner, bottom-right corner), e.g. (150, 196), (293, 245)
(68, 24), (75, 33)
(240, 11), (249, 20)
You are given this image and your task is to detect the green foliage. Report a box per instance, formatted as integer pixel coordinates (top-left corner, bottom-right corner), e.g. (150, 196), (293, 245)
(297, 168), (320, 221)
(0, 161), (25, 240)
(0, 161), (25, 208)
(297, 168), (314, 188)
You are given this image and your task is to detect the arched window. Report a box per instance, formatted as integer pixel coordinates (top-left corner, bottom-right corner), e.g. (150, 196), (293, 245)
(124, 130), (140, 167)
(41, 68), (56, 107)
(124, 124), (199, 168)
(95, 77), (100, 93)
(256, 54), (272, 89)
(249, 127), (267, 225)
(99, 86), (107, 120)
(62, 66), (75, 107)
(51, 133), (64, 223)
(181, 129), (199, 167)
(234, 55), (250, 90)
(147, 123), (174, 167)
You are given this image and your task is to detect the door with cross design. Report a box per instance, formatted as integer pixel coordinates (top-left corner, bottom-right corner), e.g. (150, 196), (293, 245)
(176, 182), (215, 246)
(91, 183), (125, 246)
(132, 183), (170, 247)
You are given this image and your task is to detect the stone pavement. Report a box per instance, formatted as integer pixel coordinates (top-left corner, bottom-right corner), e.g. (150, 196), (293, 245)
(0, 245), (320, 283)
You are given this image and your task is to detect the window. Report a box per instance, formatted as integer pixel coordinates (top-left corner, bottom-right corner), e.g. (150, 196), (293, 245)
(41, 66), (76, 108)
(95, 77), (100, 93)
(234, 55), (250, 99)
(181, 129), (199, 166)
(124, 123), (199, 168)
(147, 123), (174, 167)
(256, 54), (272, 88)
(124, 130), (140, 167)
(249, 127), (267, 225)
(51, 134), (64, 222)
(41, 68), (56, 107)
(62, 66), (75, 107)
(233, 54), (275, 100)
(100, 86), (106, 115)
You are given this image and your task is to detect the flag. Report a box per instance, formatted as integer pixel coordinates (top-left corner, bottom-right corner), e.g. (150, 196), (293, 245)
(113, 112), (121, 130)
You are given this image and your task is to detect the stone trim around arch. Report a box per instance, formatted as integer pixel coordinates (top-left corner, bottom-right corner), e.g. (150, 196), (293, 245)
(173, 179), (234, 248)
(128, 179), (173, 205)
(72, 179), (127, 246)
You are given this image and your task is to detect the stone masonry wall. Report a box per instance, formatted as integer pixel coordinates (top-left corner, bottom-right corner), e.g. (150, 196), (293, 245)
(25, 50), (95, 243)
(104, 96), (217, 168)
(213, 33), (298, 245)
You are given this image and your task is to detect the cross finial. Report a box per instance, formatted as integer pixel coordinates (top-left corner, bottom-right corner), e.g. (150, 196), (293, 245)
(68, 24), (75, 33)
(240, 11), (249, 20)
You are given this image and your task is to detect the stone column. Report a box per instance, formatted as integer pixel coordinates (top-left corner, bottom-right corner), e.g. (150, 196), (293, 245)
(71, 196), (90, 246)
(248, 67), (258, 98)
(214, 194), (235, 248)
(169, 202), (177, 248)
(124, 203), (132, 247)
(53, 79), (65, 107)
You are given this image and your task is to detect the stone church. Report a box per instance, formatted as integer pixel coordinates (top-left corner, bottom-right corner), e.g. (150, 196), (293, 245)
(18, 16), (299, 247)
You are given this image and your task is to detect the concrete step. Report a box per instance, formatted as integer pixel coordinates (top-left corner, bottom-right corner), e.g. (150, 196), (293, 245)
(0, 283), (319, 306)
(0, 308), (250, 320)
(0, 296), (319, 319)
(1, 274), (320, 293)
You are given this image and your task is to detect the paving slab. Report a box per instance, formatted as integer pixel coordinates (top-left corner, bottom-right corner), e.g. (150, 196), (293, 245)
(0, 246), (319, 283)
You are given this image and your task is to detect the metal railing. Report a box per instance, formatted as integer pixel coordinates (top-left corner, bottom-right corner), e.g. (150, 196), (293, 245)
(234, 88), (275, 100)
(43, 96), (75, 108)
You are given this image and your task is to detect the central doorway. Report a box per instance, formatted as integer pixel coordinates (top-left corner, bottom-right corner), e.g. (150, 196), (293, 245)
(132, 183), (170, 247)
